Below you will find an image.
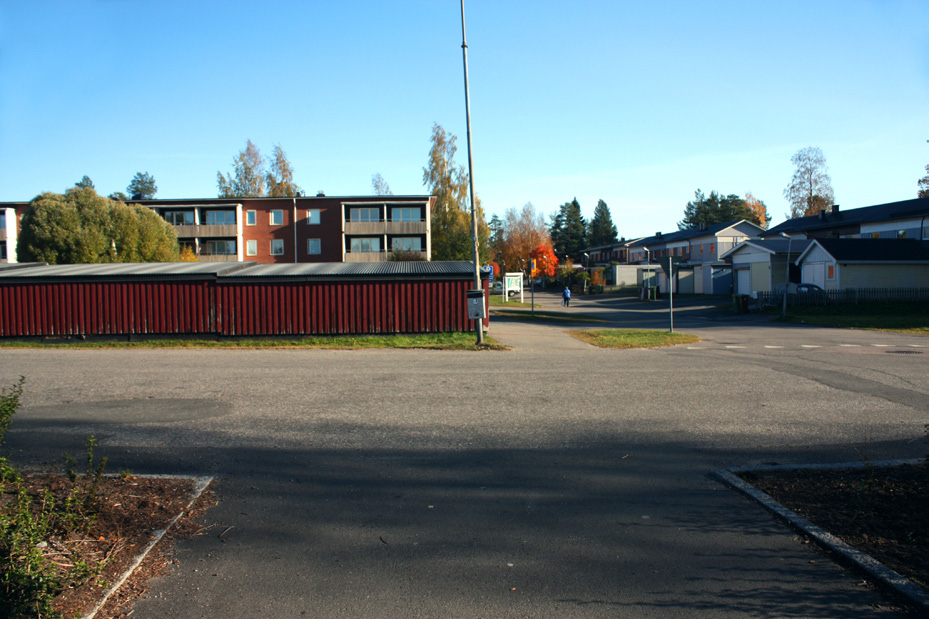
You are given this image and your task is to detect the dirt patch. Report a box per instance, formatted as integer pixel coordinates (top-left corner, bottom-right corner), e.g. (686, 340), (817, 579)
(740, 463), (928, 605)
(2, 473), (215, 618)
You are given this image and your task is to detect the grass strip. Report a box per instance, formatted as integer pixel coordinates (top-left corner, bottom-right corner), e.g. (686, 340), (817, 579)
(0, 332), (507, 351)
(770, 301), (929, 334)
(571, 328), (700, 348)
(490, 309), (607, 324)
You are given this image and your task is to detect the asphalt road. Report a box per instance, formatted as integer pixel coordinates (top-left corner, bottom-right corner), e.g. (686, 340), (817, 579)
(2, 292), (926, 618)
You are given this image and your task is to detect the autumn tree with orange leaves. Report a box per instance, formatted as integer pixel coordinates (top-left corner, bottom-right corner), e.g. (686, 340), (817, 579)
(496, 202), (551, 275)
(530, 244), (558, 278)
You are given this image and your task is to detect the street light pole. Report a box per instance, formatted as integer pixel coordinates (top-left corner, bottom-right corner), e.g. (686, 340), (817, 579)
(460, 0), (483, 344)
(779, 232), (793, 319)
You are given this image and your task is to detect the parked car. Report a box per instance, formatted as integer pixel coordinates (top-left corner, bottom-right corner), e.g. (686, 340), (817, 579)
(796, 283), (824, 293)
(491, 281), (519, 297)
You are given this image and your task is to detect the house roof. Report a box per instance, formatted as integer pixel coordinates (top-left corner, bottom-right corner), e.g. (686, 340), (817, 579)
(719, 239), (812, 260)
(796, 239), (929, 264)
(760, 198), (929, 237)
(627, 220), (761, 248)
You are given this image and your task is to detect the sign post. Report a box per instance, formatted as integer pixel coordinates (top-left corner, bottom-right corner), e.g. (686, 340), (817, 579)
(659, 256), (682, 332)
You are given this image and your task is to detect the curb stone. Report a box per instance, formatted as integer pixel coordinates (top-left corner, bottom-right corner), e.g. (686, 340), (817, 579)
(81, 474), (214, 619)
(713, 459), (929, 613)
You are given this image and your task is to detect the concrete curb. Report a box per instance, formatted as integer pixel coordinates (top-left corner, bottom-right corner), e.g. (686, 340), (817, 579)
(82, 474), (214, 619)
(713, 459), (928, 612)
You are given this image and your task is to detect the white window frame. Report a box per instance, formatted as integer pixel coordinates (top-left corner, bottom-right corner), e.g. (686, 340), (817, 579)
(350, 207), (380, 223)
(307, 238), (321, 255)
(246, 239), (257, 256)
(306, 209), (321, 225)
(246, 210), (257, 226)
(270, 239), (284, 256)
(270, 210), (284, 226)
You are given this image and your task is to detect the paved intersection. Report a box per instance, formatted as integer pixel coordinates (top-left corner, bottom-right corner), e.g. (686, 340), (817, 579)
(1, 293), (926, 618)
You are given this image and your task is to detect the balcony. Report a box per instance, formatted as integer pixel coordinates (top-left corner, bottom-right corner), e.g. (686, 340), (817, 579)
(174, 224), (237, 238)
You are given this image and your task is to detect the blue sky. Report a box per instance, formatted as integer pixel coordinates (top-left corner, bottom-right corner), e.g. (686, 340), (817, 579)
(2, 0), (927, 238)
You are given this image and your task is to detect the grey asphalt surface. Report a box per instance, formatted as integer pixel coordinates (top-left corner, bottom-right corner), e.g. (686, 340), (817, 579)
(2, 291), (927, 618)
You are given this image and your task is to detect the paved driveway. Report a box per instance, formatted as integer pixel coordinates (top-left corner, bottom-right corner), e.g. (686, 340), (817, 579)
(2, 295), (926, 618)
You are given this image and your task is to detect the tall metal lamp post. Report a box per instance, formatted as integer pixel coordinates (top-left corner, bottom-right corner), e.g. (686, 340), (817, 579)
(779, 232), (793, 319)
(460, 0), (483, 344)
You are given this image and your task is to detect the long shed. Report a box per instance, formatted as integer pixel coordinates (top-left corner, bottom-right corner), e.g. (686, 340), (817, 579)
(0, 261), (487, 338)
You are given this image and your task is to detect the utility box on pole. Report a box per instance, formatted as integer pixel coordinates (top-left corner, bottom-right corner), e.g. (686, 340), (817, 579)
(466, 289), (486, 320)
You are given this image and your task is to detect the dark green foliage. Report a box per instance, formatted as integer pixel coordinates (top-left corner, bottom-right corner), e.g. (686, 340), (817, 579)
(127, 171), (158, 200)
(549, 198), (587, 260)
(918, 164), (929, 199)
(73, 176), (94, 190)
(678, 189), (755, 230)
(16, 188), (180, 264)
(587, 199), (618, 246)
(0, 377), (111, 618)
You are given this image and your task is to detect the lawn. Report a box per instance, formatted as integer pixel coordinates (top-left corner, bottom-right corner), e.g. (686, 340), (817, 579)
(571, 329), (700, 348)
(771, 302), (929, 334)
(0, 332), (507, 351)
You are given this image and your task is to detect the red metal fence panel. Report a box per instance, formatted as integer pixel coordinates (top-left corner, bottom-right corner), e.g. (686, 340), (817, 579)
(0, 281), (215, 337)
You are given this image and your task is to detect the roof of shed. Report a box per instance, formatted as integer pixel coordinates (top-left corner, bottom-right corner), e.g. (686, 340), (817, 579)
(719, 239), (812, 259)
(221, 261), (480, 279)
(0, 262), (255, 280)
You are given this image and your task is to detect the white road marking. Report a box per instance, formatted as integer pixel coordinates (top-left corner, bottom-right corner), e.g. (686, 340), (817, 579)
(725, 345), (747, 349)
(872, 344), (891, 347)
(764, 346), (784, 349)
(801, 345), (821, 348)
(909, 344), (926, 348)
(839, 344), (861, 347)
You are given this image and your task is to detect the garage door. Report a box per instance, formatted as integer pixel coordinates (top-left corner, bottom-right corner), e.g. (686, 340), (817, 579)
(736, 269), (750, 295)
(802, 263), (825, 288)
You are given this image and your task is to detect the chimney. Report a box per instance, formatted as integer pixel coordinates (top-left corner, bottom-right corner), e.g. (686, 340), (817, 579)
(656, 231), (662, 238)
(831, 204), (840, 214)
(818, 209), (826, 221)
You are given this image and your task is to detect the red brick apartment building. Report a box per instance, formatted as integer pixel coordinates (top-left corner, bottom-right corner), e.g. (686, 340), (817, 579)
(0, 195), (435, 264)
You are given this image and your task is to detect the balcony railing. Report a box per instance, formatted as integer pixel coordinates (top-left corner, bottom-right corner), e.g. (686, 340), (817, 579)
(174, 224), (237, 238)
(343, 250), (427, 263)
(344, 221), (427, 235)
(197, 254), (238, 262)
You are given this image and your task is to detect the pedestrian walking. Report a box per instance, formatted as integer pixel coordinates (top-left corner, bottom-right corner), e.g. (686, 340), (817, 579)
(562, 286), (571, 307)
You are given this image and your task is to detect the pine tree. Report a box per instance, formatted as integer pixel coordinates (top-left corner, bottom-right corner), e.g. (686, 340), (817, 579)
(549, 198), (586, 260)
(587, 199), (618, 246)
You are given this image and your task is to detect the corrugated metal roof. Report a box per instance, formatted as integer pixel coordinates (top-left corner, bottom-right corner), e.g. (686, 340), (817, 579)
(222, 261), (478, 279)
(0, 261), (255, 279)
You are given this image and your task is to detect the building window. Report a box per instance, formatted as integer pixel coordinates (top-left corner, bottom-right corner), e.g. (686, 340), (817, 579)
(391, 207), (420, 222)
(871, 232), (880, 239)
(203, 240), (236, 255)
(710, 244), (715, 254)
(164, 211), (195, 225)
(246, 210), (256, 226)
(827, 264), (835, 280)
(307, 239), (321, 255)
(350, 207), (380, 222)
(270, 239), (284, 255)
(350, 237), (380, 253)
(897, 230), (907, 239)
(246, 240), (257, 256)
(306, 209), (321, 225)
(0, 211), (6, 229)
(0, 243), (6, 260)
(205, 210), (236, 225)
(392, 237), (422, 252)
(271, 210), (284, 226)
